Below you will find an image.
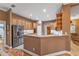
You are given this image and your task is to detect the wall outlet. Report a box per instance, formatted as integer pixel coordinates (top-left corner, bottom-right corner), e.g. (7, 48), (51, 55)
(33, 48), (35, 51)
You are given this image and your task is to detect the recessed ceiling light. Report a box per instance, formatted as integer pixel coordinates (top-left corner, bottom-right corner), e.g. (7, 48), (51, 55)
(29, 13), (32, 18)
(47, 14), (49, 18)
(36, 18), (39, 20)
(43, 9), (46, 13)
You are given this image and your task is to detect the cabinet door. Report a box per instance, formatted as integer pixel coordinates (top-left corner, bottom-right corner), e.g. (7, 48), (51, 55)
(13, 19), (17, 25)
(19, 19), (22, 26)
(22, 19), (25, 26)
(27, 22), (32, 30)
(47, 37), (65, 53)
(24, 21), (27, 29)
(24, 21), (36, 30)
(20, 19), (22, 26)
(33, 22), (37, 29)
(29, 22), (33, 29)
(41, 38), (48, 55)
(27, 22), (29, 29)
(16, 19), (19, 25)
(25, 21), (28, 29)
(23, 20), (25, 29)
(28, 22), (30, 29)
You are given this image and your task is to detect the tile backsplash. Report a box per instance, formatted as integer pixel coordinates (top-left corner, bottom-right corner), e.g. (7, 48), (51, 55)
(24, 30), (34, 35)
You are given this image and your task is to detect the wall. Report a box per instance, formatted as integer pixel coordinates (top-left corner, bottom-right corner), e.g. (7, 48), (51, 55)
(42, 21), (56, 35)
(70, 5), (79, 33)
(71, 5), (79, 20)
(73, 19), (79, 33)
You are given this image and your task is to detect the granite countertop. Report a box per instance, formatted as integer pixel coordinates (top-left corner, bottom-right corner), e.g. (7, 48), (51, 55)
(24, 34), (68, 37)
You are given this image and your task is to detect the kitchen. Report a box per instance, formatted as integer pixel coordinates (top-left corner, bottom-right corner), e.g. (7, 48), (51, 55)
(0, 3), (77, 56)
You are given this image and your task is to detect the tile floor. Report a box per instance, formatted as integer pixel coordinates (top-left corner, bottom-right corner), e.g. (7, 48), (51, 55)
(71, 41), (79, 56)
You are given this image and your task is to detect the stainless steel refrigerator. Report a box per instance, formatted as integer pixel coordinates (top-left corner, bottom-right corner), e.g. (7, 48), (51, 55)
(12, 25), (24, 48)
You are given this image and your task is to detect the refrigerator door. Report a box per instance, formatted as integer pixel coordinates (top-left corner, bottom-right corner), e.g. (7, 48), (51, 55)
(12, 25), (24, 48)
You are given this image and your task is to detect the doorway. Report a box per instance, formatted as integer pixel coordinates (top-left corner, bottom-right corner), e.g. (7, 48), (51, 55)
(0, 21), (6, 51)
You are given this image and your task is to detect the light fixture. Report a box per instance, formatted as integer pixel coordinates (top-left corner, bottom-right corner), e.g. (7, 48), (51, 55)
(47, 14), (49, 18)
(11, 4), (16, 8)
(43, 9), (46, 13)
(29, 13), (32, 18)
(36, 17), (39, 20)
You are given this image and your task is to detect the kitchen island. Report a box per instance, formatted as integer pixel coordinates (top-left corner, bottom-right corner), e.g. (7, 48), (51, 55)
(24, 35), (70, 55)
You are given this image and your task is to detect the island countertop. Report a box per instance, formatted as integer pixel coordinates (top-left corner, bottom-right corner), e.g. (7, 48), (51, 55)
(24, 34), (70, 55)
(24, 34), (69, 37)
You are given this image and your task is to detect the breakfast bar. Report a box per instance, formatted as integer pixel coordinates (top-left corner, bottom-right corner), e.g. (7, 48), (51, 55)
(24, 35), (70, 55)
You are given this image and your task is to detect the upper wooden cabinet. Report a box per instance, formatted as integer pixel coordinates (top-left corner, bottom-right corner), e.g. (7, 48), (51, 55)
(24, 20), (37, 30)
(12, 18), (16, 25)
(56, 13), (62, 31)
(25, 21), (34, 30)
(22, 19), (26, 28)
(12, 14), (37, 30)
(33, 22), (37, 29)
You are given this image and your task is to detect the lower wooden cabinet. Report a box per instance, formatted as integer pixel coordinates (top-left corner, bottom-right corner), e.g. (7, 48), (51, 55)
(24, 36), (70, 55)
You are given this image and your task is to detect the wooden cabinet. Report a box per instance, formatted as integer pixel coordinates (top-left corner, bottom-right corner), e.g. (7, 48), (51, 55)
(12, 18), (17, 25)
(12, 19), (37, 30)
(20, 19), (22, 25)
(33, 22), (37, 29)
(47, 26), (51, 35)
(24, 36), (70, 55)
(28, 22), (31, 29)
(24, 21), (36, 30)
(25, 21), (27, 29)
(29, 22), (33, 29)
(22, 19), (25, 29)
(12, 14), (37, 30)
(17, 18), (19, 25)
(56, 13), (62, 31)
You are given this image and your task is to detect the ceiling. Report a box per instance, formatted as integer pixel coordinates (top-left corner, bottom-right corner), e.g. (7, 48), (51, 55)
(0, 3), (62, 21)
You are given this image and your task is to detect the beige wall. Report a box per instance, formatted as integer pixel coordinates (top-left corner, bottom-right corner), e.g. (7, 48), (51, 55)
(73, 19), (79, 33)
(42, 21), (56, 35)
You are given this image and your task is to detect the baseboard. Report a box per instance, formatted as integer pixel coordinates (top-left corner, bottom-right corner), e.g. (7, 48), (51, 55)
(5, 45), (12, 48)
(23, 49), (38, 56)
(22, 49), (70, 56)
(44, 51), (71, 56)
